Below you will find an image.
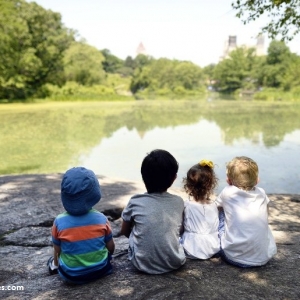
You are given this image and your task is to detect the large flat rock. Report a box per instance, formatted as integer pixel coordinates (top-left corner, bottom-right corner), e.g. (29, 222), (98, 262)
(0, 174), (144, 235)
(0, 242), (299, 300)
(0, 174), (299, 300)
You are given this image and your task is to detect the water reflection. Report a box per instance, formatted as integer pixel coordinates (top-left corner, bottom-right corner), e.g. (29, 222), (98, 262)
(1, 101), (299, 194)
(80, 120), (300, 194)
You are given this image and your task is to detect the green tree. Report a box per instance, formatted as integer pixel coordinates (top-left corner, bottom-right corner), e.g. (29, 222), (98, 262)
(214, 47), (258, 93)
(119, 54), (153, 77)
(130, 58), (204, 95)
(232, 0), (300, 40)
(203, 64), (216, 86)
(260, 40), (292, 88)
(124, 56), (137, 70)
(173, 61), (203, 90)
(134, 54), (152, 70)
(0, 0), (73, 100)
(101, 49), (124, 74)
(64, 41), (105, 85)
(250, 55), (266, 88)
(281, 54), (300, 90)
(267, 40), (291, 64)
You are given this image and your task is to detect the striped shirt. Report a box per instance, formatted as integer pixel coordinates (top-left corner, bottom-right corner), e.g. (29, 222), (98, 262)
(52, 209), (112, 278)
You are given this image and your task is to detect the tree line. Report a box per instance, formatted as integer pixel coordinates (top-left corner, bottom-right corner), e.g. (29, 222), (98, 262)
(210, 40), (300, 95)
(1, 0), (300, 102)
(0, 0), (206, 101)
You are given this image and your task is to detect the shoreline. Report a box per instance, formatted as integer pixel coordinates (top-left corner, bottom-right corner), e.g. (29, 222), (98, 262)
(1, 172), (299, 196)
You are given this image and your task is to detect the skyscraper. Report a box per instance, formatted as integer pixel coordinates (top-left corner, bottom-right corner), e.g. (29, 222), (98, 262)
(136, 42), (147, 56)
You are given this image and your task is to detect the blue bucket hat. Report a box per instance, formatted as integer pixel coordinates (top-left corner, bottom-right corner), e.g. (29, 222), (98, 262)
(61, 167), (101, 215)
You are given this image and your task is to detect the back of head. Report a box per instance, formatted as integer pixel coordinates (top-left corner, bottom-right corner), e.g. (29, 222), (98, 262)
(141, 149), (178, 193)
(61, 167), (101, 215)
(183, 160), (218, 201)
(226, 156), (258, 191)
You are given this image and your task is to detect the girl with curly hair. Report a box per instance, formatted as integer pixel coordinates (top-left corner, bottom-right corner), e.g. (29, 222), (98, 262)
(180, 160), (220, 259)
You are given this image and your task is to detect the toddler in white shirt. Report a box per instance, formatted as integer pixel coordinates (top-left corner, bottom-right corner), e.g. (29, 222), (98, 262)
(216, 156), (277, 267)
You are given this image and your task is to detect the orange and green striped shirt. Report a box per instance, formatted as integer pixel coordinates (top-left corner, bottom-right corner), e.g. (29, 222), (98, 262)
(52, 209), (112, 277)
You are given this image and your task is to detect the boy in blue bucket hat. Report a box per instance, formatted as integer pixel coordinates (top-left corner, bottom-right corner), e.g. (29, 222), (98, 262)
(47, 167), (115, 284)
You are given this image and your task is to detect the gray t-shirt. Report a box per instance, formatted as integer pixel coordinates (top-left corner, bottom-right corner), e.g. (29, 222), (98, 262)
(122, 192), (186, 274)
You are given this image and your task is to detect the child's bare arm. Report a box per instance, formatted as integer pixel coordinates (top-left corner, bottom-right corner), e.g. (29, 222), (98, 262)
(53, 244), (61, 266)
(179, 211), (184, 235)
(106, 239), (115, 255)
(121, 220), (132, 238)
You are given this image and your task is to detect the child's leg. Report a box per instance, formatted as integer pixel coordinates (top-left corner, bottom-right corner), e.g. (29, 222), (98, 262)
(219, 250), (254, 268)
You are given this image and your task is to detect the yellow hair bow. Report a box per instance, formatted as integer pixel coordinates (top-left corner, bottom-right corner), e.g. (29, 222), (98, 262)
(199, 160), (214, 168)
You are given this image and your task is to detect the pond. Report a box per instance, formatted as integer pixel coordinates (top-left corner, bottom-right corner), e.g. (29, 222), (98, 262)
(0, 100), (299, 194)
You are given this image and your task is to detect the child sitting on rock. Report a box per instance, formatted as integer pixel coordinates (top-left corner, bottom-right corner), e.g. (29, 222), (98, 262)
(180, 160), (220, 259)
(121, 149), (186, 274)
(47, 167), (115, 284)
(217, 156), (277, 267)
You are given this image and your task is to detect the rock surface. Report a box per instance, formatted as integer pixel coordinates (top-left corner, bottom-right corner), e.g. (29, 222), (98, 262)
(0, 174), (299, 300)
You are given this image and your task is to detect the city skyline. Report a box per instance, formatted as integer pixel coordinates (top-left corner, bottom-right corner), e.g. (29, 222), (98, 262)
(31, 0), (300, 67)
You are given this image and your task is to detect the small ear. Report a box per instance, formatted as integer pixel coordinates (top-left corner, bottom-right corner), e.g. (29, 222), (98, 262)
(256, 177), (260, 185)
(227, 178), (232, 185)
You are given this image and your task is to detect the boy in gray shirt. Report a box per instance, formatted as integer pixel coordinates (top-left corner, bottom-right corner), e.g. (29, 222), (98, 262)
(121, 149), (186, 274)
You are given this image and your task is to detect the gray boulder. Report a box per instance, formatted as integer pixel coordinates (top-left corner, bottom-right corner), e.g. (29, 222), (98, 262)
(0, 174), (299, 299)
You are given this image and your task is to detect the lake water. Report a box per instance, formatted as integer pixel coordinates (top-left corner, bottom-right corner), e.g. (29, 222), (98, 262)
(1, 100), (300, 194)
(80, 115), (300, 194)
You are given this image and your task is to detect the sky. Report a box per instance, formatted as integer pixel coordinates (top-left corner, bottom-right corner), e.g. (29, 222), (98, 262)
(32, 0), (300, 67)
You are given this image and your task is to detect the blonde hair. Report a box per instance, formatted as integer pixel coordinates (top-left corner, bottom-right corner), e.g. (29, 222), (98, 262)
(226, 156), (258, 191)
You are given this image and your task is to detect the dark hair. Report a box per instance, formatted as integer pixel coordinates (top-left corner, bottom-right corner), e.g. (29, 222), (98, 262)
(141, 149), (178, 193)
(183, 164), (218, 202)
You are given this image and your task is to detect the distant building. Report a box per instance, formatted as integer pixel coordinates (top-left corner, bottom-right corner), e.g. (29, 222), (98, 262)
(220, 35), (265, 61)
(220, 35), (237, 60)
(256, 34), (265, 56)
(136, 42), (147, 56)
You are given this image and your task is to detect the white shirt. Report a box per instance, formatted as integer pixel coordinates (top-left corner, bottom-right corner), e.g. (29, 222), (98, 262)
(216, 185), (277, 266)
(181, 200), (220, 259)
